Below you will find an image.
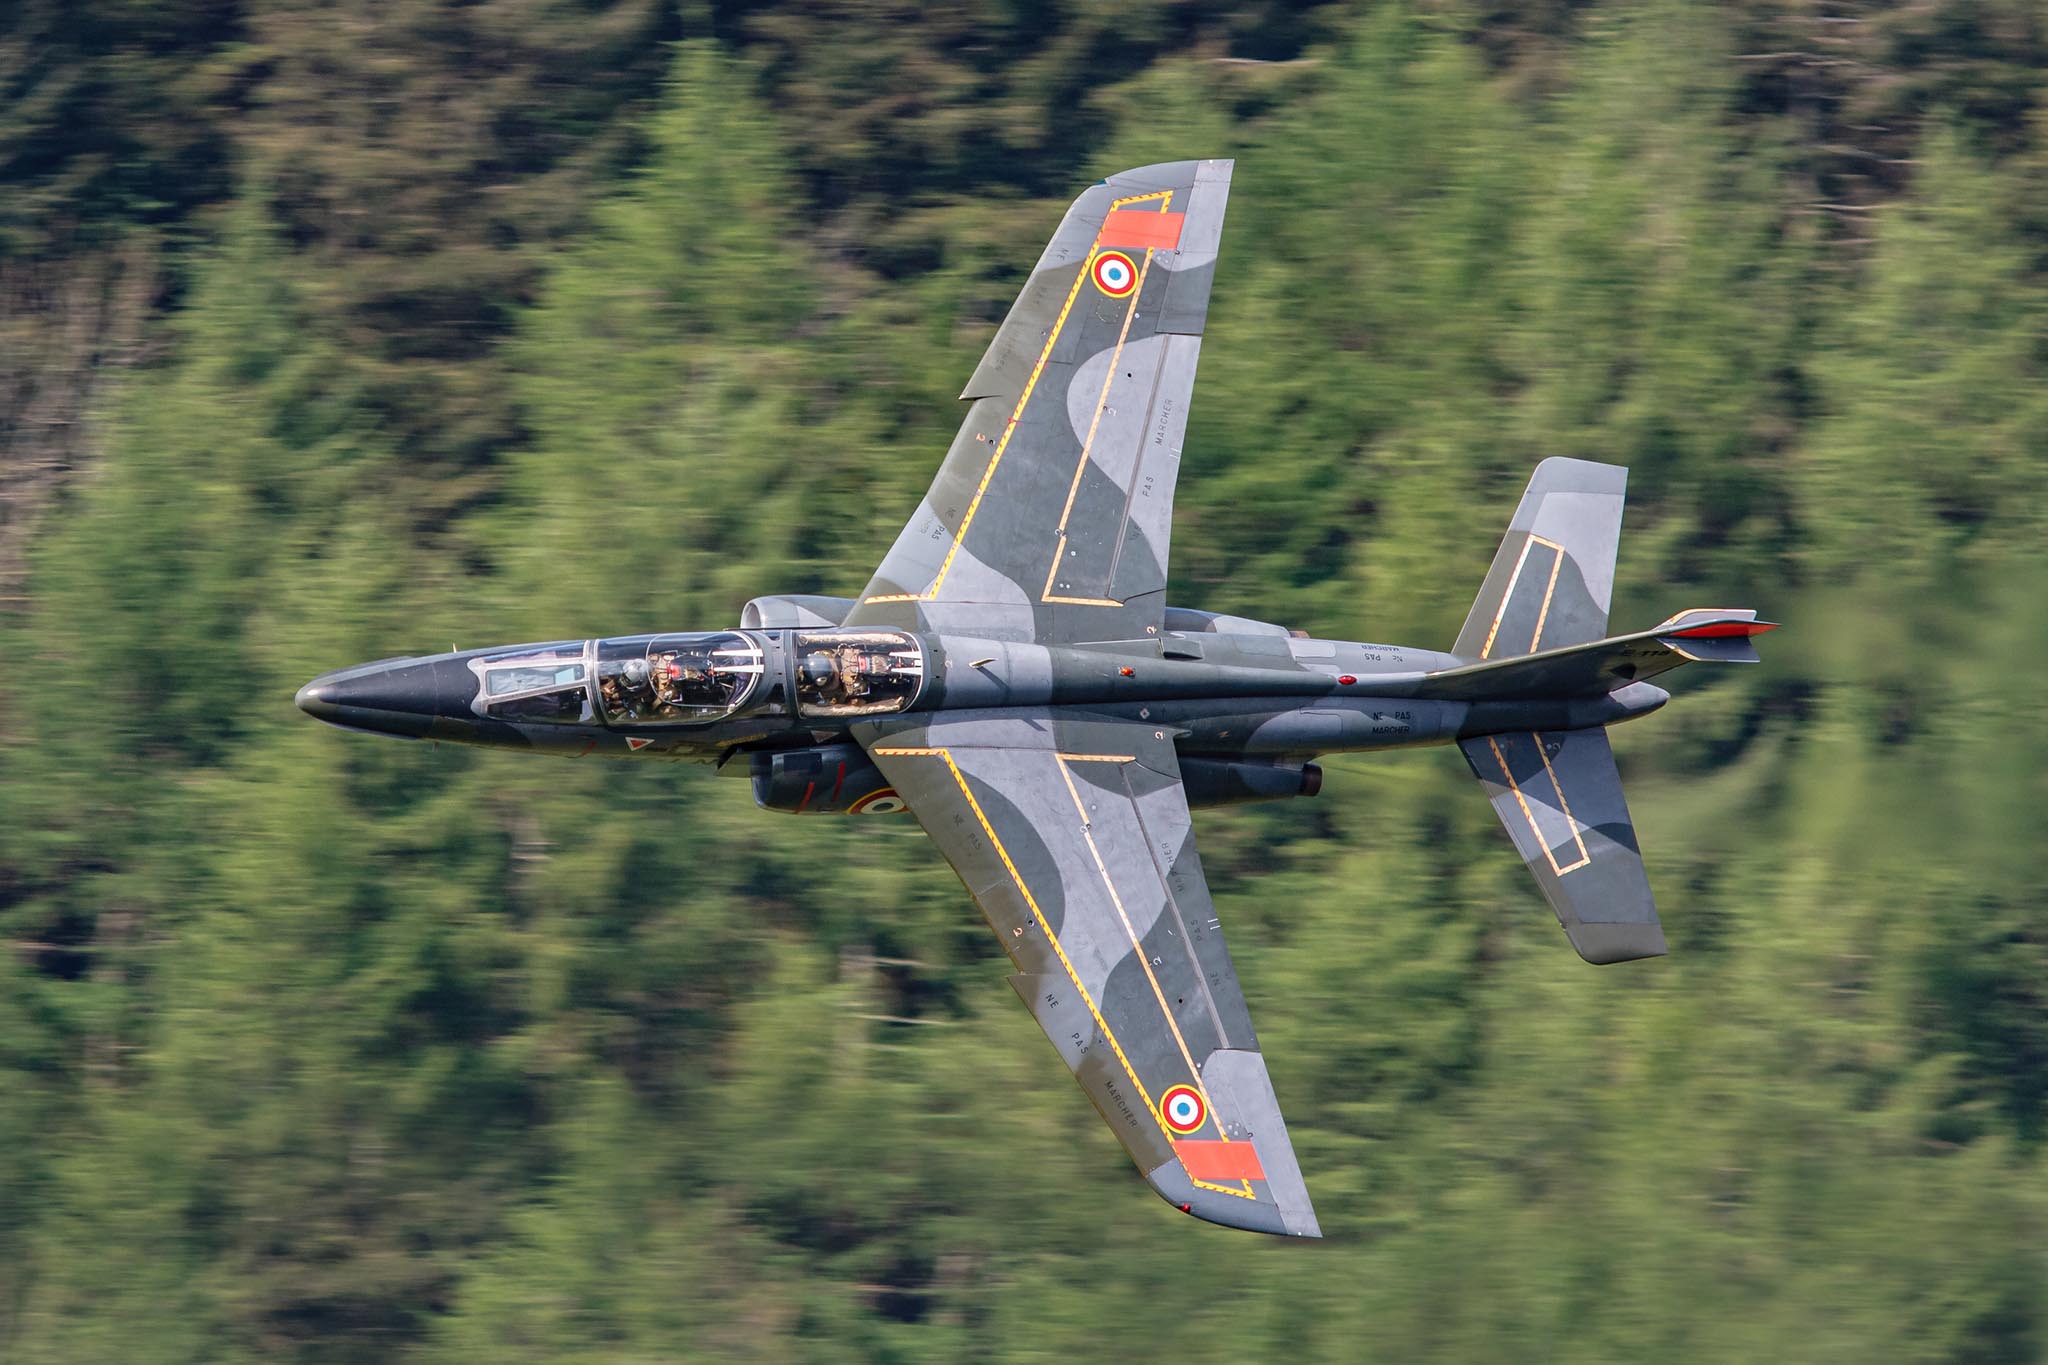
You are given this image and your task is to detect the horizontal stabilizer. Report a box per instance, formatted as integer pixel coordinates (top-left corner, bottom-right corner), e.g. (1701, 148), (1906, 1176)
(1461, 728), (1665, 964)
(1421, 609), (1775, 701)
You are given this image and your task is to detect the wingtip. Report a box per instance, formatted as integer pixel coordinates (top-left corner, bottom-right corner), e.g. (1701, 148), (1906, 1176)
(1102, 159), (1233, 192)
(1569, 920), (1669, 965)
(1529, 455), (1629, 495)
(1146, 1158), (1322, 1238)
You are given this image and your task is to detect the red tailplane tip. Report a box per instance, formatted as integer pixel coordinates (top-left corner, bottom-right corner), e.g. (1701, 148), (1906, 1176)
(1667, 620), (1778, 639)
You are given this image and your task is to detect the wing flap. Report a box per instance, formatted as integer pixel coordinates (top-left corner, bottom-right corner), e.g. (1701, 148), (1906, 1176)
(857, 711), (1319, 1237)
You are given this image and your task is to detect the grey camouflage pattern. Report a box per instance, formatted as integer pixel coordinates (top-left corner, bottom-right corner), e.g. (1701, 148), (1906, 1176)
(1460, 728), (1667, 964)
(846, 160), (1231, 645)
(295, 162), (1777, 1240)
(1453, 457), (1626, 661)
(853, 711), (1319, 1237)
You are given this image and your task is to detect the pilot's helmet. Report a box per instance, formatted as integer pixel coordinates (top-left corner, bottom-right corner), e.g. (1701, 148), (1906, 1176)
(623, 658), (650, 685)
(800, 652), (835, 688)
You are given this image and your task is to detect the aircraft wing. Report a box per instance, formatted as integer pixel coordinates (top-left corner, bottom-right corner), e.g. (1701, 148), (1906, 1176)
(843, 160), (1232, 646)
(851, 710), (1320, 1237)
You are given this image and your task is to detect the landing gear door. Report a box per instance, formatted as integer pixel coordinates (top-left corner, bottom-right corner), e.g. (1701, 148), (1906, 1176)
(792, 630), (926, 718)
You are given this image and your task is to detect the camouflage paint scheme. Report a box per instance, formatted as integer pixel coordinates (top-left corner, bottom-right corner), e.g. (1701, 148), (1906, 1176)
(297, 161), (1776, 1239)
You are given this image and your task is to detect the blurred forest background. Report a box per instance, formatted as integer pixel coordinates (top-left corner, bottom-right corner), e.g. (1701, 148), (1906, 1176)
(4, 1), (2047, 1360)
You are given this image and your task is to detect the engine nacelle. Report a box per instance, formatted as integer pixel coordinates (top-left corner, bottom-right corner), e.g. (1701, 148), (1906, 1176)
(740, 595), (859, 630)
(1180, 758), (1322, 808)
(750, 743), (909, 815)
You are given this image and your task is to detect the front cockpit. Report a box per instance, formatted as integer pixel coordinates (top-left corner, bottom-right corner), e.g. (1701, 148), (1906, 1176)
(469, 643), (594, 725)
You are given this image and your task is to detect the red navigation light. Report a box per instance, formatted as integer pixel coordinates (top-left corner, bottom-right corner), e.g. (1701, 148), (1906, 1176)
(1119, 666), (1135, 677)
(1337, 674), (1357, 686)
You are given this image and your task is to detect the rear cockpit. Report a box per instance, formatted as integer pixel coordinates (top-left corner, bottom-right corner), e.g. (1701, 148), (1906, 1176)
(792, 630), (923, 717)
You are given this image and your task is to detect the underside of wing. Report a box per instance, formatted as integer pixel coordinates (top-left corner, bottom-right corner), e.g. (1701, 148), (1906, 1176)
(845, 160), (1232, 646)
(852, 710), (1319, 1238)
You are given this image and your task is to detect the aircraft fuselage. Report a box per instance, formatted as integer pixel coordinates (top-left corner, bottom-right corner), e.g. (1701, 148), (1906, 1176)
(296, 619), (1668, 812)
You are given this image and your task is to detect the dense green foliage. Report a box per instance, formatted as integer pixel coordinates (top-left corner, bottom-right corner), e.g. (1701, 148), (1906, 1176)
(5, 3), (2047, 1360)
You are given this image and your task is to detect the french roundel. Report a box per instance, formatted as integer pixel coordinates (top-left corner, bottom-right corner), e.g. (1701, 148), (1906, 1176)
(1092, 250), (1138, 298)
(848, 788), (909, 815)
(1161, 1084), (1206, 1134)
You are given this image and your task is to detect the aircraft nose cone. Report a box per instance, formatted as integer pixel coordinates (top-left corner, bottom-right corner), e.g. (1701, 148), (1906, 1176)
(295, 679), (335, 719)
(294, 657), (475, 738)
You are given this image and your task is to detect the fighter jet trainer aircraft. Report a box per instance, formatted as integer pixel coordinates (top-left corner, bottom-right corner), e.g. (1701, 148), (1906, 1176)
(298, 161), (1774, 1238)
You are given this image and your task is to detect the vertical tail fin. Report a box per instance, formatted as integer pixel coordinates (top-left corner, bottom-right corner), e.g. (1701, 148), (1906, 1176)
(1454, 458), (1627, 661)
(1455, 460), (1665, 964)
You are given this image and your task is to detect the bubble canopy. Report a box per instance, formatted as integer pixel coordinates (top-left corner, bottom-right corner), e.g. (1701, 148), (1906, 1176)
(466, 633), (766, 727)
